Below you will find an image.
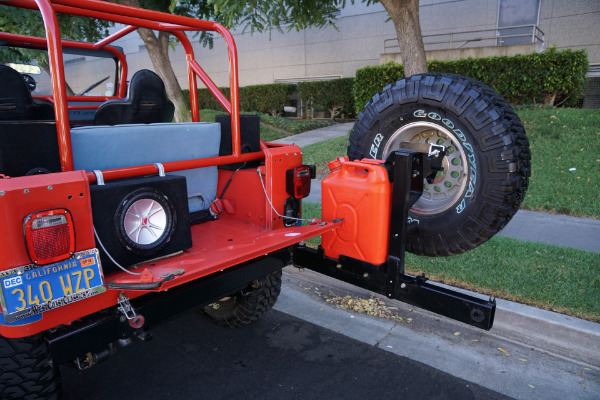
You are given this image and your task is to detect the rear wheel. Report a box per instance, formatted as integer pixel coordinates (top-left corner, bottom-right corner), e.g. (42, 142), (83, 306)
(0, 334), (61, 400)
(202, 270), (282, 328)
(349, 73), (530, 256)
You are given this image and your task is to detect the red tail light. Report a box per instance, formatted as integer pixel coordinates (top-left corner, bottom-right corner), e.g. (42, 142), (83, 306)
(23, 209), (75, 265)
(286, 165), (312, 199)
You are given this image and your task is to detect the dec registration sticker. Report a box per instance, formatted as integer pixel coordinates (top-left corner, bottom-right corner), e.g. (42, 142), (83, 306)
(0, 249), (105, 324)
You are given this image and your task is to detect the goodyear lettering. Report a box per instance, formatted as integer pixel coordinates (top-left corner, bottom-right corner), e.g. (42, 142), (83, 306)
(442, 118), (454, 129)
(369, 133), (384, 158)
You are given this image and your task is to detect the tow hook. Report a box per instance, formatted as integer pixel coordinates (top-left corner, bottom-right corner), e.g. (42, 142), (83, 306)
(117, 293), (145, 329)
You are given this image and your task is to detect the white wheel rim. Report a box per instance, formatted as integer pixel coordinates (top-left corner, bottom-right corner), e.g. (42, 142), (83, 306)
(382, 121), (469, 215)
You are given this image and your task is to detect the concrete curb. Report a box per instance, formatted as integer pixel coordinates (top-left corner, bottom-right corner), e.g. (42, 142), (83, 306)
(281, 266), (600, 367)
(493, 297), (600, 366)
(435, 281), (600, 366)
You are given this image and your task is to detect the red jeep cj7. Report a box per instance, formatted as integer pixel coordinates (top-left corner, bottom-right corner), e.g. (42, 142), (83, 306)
(0, 0), (530, 398)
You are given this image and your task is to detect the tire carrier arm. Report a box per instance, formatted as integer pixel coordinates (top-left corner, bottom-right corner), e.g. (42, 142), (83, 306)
(293, 148), (496, 330)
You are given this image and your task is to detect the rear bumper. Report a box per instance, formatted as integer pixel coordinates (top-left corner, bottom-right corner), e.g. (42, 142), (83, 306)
(46, 249), (290, 366)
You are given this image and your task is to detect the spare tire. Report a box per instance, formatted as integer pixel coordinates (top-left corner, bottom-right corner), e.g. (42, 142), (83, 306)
(349, 73), (530, 256)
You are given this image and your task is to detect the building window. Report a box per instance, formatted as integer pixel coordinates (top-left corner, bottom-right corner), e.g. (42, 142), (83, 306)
(497, 0), (540, 46)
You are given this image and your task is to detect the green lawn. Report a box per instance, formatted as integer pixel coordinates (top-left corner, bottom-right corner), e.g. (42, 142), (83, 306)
(404, 237), (600, 322)
(518, 108), (600, 218)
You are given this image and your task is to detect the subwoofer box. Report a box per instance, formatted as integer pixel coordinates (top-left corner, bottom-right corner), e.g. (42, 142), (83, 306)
(216, 114), (260, 170)
(90, 175), (192, 274)
(0, 121), (60, 177)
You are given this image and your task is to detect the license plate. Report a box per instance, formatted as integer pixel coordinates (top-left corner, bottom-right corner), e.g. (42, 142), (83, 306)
(0, 249), (105, 324)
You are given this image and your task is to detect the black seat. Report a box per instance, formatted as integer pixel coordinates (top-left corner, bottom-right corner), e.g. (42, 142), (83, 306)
(0, 65), (54, 121)
(94, 69), (175, 125)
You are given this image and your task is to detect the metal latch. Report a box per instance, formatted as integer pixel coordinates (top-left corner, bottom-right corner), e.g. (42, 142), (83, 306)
(117, 293), (145, 329)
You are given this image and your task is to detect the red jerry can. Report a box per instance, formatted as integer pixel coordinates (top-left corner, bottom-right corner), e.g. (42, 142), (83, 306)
(321, 157), (392, 265)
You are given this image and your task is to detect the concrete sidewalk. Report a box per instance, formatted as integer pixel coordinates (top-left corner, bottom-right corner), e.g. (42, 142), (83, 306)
(272, 122), (354, 147)
(274, 122), (600, 254)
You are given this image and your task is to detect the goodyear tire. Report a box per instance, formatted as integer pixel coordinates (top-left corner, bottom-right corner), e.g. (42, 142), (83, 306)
(0, 334), (61, 400)
(202, 270), (282, 328)
(349, 73), (530, 256)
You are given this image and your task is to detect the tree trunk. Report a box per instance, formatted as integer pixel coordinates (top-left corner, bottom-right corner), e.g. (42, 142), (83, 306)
(115, 0), (191, 122)
(379, 0), (428, 77)
(40, 60), (75, 95)
(136, 28), (191, 122)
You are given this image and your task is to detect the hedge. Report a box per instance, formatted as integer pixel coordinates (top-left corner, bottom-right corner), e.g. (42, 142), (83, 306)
(240, 83), (296, 116)
(183, 83), (295, 116)
(354, 47), (588, 112)
(297, 78), (355, 119)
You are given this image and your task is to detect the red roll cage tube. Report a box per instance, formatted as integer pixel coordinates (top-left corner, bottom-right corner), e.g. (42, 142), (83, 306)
(1, 0), (248, 178)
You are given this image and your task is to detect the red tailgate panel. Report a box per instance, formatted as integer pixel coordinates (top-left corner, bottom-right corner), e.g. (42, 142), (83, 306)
(0, 171), (95, 269)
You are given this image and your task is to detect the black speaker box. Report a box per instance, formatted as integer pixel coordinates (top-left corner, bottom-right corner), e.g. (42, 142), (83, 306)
(0, 121), (61, 177)
(90, 175), (192, 274)
(216, 114), (260, 170)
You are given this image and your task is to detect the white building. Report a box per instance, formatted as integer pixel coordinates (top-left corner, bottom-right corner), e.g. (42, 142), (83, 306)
(101, 0), (600, 106)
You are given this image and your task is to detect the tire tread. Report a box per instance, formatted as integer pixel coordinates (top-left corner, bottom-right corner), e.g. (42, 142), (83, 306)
(203, 270), (282, 328)
(0, 334), (61, 400)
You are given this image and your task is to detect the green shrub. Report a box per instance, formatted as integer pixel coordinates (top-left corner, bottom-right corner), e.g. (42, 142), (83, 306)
(298, 78), (355, 119)
(184, 83), (295, 116)
(255, 112), (333, 133)
(353, 64), (405, 112)
(239, 83), (296, 116)
(354, 47), (588, 112)
(182, 87), (229, 112)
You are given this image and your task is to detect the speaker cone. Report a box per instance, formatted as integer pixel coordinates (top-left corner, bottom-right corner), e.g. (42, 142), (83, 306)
(115, 188), (176, 255)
